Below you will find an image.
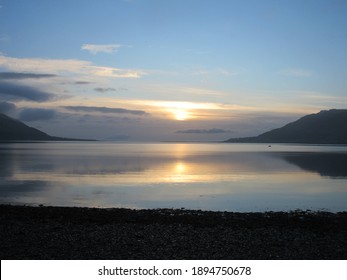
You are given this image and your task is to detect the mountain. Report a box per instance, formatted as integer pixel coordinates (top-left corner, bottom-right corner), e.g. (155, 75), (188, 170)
(225, 109), (347, 144)
(0, 113), (88, 141)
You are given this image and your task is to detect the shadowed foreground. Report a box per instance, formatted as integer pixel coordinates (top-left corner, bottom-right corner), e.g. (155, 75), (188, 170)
(1, 205), (346, 259)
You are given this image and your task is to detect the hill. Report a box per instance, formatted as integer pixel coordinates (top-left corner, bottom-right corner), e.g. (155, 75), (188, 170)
(0, 113), (88, 141)
(225, 109), (347, 144)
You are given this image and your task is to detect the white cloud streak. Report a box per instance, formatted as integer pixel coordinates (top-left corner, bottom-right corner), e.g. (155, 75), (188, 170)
(81, 44), (123, 55)
(0, 55), (145, 79)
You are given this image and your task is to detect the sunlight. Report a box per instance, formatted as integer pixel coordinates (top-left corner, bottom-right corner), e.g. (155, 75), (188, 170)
(160, 101), (203, 121)
(174, 109), (189, 121)
(98, 99), (260, 123)
(174, 161), (187, 173)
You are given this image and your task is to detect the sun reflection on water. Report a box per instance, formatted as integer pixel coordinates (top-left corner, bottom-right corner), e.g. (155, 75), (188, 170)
(174, 161), (187, 173)
(2, 142), (347, 211)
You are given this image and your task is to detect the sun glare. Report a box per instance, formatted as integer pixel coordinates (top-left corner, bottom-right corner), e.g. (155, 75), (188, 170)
(174, 161), (187, 173)
(130, 100), (224, 121)
(174, 109), (189, 121)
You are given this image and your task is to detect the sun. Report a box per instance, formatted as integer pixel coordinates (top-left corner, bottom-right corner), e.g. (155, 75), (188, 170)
(174, 109), (189, 121)
(149, 101), (204, 121)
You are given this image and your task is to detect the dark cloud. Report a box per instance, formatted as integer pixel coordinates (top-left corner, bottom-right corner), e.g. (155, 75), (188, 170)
(0, 72), (57, 80)
(75, 81), (91, 85)
(0, 81), (56, 102)
(19, 108), (57, 122)
(0, 101), (16, 114)
(175, 128), (232, 134)
(63, 106), (148, 116)
(94, 87), (117, 93)
(94, 87), (127, 92)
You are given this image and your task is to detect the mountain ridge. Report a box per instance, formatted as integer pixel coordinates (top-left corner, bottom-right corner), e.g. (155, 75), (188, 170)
(225, 109), (347, 144)
(0, 113), (92, 141)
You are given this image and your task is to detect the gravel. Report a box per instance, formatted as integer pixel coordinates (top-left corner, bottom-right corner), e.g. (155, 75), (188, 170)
(1, 205), (346, 259)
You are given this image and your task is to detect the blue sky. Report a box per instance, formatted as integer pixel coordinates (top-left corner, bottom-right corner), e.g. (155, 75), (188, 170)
(0, 0), (346, 141)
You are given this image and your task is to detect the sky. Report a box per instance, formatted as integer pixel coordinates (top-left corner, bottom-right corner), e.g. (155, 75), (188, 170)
(0, 0), (346, 141)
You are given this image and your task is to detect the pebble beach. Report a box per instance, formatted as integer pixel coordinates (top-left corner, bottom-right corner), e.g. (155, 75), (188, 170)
(1, 205), (346, 260)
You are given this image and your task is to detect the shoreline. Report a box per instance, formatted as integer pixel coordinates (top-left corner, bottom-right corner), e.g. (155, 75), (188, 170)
(1, 205), (346, 260)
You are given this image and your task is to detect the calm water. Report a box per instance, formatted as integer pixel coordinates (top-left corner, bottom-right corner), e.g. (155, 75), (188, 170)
(0, 142), (347, 212)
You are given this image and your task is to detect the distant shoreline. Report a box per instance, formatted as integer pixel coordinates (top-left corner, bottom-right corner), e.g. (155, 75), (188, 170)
(1, 140), (347, 146)
(0, 139), (97, 143)
(1, 204), (346, 259)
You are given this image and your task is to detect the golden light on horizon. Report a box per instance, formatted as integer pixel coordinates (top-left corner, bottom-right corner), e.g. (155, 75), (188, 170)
(174, 161), (187, 173)
(159, 101), (204, 121)
(173, 109), (189, 121)
(94, 99), (258, 122)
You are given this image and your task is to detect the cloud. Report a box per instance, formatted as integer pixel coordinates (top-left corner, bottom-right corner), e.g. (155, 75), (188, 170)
(0, 72), (57, 80)
(63, 106), (148, 116)
(81, 44), (123, 55)
(0, 55), (90, 73)
(19, 108), (57, 122)
(0, 81), (56, 102)
(74, 81), (91, 85)
(175, 128), (232, 134)
(93, 87), (127, 93)
(0, 101), (16, 114)
(89, 66), (145, 78)
(0, 55), (145, 78)
(94, 87), (117, 93)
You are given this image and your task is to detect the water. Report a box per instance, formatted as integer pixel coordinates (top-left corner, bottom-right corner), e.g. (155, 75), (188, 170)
(0, 142), (347, 212)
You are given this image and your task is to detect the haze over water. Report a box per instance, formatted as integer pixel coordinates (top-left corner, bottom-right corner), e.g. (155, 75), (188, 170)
(1, 142), (346, 212)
